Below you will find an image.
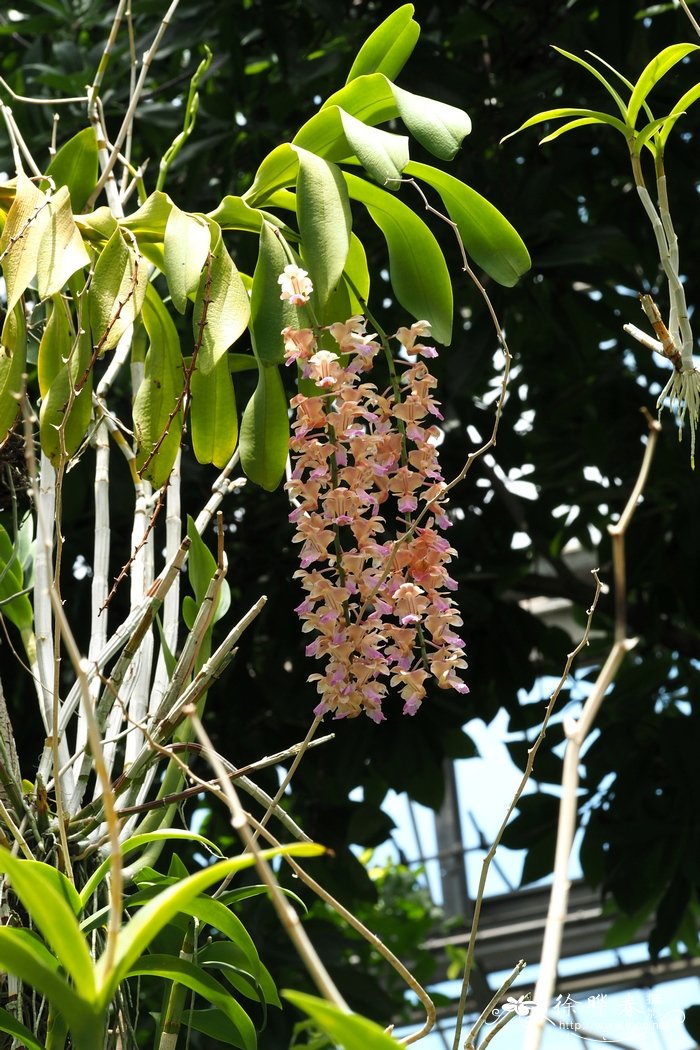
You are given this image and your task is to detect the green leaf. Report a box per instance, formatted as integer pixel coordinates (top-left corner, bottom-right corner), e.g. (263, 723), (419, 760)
(79, 830), (222, 908)
(239, 363), (289, 491)
(208, 195), (265, 233)
(501, 107), (630, 144)
(0, 851), (95, 997)
(293, 147), (351, 311)
(190, 352), (238, 467)
(627, 43), (700, 129)
(133, 285), (185, 488)
(200, 942), (280, 1007)
(250, 222), (305, 366)
(39, 324), (93, 466)
(284, 991), (401, 1049)
(182, 514), (230, 630)
(0, 1005), (46, 1050)
(345, 4), (419, 84)
(405, 162), (530, 287)
(36, 186), (90, 299)
(0, 304), (26, 444)
(184, 1007), (252, 1048)
(193, 220), (250, 376)
(37, 294), (72, 397)
(242, 144), (299, 208)
(121, 189), (173, 269)
(344, 172), (452, 344)
(324, 232), (370, 323)
(0, 521), (32, 633)
(163, 205), (211, 313)
(180, 895), (260, 977)
(551, 46), (630, 121)
(44, 127), (98, 212)
(322, 73), (471, 161)
(94, 845), (323, 1008)
(658, 81), (700, 148)
(0, 927), (93, 1033)
(131, 956), (256, 1050)
(88, 226), (149, 354)
(296, 107), (409, 189)
(390, 82), (470, 160)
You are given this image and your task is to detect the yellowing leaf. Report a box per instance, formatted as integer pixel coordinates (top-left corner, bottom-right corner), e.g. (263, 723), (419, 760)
(0, 173), (50, 311)
(0, 305), (26, 443)
(37, 186), (90, 299)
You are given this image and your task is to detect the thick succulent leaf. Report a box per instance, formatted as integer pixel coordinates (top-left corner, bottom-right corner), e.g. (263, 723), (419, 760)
(208, 194), (265, 233)
(324, 74), (470, 161)
(190, 352), (238, 467)
(0, 851), (95, 998)
(241, 144), (299, 207)
(88, 226), (148, 354)
(36, 185), (90, 299)
(94, 845), (323, 1006)
(345, 4), (419, 83)
(324, 232), (370, 323)
(406, 161), (530, 287)
(344, 172), (452, 344)
(163, 205), (210, 313)
(133, 285), (185, 488)
(239, 363), (289, 491)
(390, 82), (470, 160)
(0, 173), (50, 311)
(44, 127), (98, 212)
(38, 295), (72, 398)
(131, 956), (256, 1050)
(627, 43), (700, 128)
(284, 991), (400, 1050)
(193, 220), (250, 376)
(295, 107), (409, 188)
(0, 304), (26, 444)
(293, 147), (351, 311)
(39, 325), (93, 466)
(250, 221), (306, 366)
(121, 190), (173, 245)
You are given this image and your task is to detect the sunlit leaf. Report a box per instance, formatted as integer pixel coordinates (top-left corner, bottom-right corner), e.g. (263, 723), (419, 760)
(39, 325), (93, 466)
(36, 185), (90, 299)
(344, 172), (452, 344)
(0, 850), (95, 998)
(501, 107), (629, 144)
(659, 81), (700, 148)
(250, 221), (306, 366)
(0, 173), (50, 311)
(293, 147), (351, 311)
(284, 991), (401, 1049)
(345, 4), (419, 83)
(406, 162), (530, 287)
(208, 194), (265, 233)
(551, 46), (630, 120)
(627, 43), (700, 128)
(163, 205), (210, 313)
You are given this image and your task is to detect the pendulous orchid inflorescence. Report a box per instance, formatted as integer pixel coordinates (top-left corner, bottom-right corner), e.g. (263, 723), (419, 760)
(281, 285), (468, 723)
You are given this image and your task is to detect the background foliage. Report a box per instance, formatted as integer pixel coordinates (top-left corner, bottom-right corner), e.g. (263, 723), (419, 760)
(1, 0), (699, 1038)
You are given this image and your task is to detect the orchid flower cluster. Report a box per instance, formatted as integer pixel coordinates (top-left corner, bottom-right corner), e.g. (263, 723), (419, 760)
(280, 266), (468, 722)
